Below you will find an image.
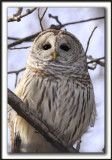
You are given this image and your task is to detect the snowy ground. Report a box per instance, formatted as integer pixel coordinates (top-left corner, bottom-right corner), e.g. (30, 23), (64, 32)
(8, 7), (104, 153)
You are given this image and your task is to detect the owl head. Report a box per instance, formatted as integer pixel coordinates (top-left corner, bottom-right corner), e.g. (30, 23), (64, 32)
(27, 29), (87, 72)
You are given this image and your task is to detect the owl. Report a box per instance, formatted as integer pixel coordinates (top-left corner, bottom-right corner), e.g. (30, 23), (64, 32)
(8, 29), (96, 153)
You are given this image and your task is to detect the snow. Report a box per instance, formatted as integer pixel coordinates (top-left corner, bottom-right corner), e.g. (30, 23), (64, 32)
(8, 7), (104, 153)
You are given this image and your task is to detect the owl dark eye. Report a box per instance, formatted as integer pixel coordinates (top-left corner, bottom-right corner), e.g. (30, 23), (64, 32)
(43, 44), (51, 50)
(60, 44), (70, 51)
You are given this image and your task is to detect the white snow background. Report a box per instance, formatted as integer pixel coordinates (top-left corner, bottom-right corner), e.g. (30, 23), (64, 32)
(8, 7), (104, 153)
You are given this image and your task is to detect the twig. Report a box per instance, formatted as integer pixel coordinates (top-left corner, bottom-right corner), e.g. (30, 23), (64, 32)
(9, 46), (30, 50)
(8, 67), (26, 75)
(8, 33), (40, 48)
(8, 37), (33, 42)
(41, 8), (48, 21)
(38, 8), (48, 31)
(85, 26), (97, 54)
(87, 56), (105, 67)
(49, 16), (104, 30)
(87, 57), (105, 64)
(8, 8), (37, 22)
(87, 56), (105, 70)
(8, 88), (79, 153)
(8, 37), (20, 41)
(8, 16), (104, 48)
(13, 7), (23, 17)
(49, 14), (62, 25)
(87, 55), (97, 70)
(62, 17), (104, 28)
(8, 68), (26, 87)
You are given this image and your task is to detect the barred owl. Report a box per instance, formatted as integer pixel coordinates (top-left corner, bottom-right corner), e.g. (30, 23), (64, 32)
(8, 29), (96, 153)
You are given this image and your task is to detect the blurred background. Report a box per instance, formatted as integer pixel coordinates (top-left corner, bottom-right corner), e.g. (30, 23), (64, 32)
(8, 7), (104, 152)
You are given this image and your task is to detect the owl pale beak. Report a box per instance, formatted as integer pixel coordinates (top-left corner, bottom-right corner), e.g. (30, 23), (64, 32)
(53, 51), (57, 60)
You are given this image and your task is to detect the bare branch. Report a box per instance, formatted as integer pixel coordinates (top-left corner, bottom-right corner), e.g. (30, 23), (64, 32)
(8, 67), (26, 75)
(9, 46), (30, 50)
(85, 26), (97, 54)
(87, 56), (105, 67)
(87, 55), (105, 70)
(49, 14), (62, 25)
(8, 16), (104, 48)
(62, 16), (104, 28)
(8, 37), (20, 41)
(41, 8), (48, 21)
(13, 8), (23, 17)
(38, 8), (48, 31)
(8, 33), (40, 48)
(88, 64), (97, 70)
(8, 8), (37, 22)
(8, 88), (79, 153)
(49, 15), (104, 30)
(8, 68), (26, 87)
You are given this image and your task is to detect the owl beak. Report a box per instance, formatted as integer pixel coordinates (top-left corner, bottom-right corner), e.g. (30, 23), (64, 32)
(53, 51), (57, 60)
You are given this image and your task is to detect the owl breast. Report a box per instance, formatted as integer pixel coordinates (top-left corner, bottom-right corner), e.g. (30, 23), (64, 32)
(20, 68), (95, 146)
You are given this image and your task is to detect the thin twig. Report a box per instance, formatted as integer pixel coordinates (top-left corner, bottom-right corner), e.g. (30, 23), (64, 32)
(85, 26), (97, 54)
(41, 8), (48, 21)
(8, 16), (104, 48)
(49, 14), (62, 25)
(9, 46), (30, 50)
(38, 8), (48, 31)
(87, 55), (105, 70)
(87, 56), (105, 67)
(87, 57), (105, 64)
(8, 68), (26, 87)
(8, 67), (26, 74)
(8, 33), (40, 48)
(13, 7), (23, 17)
(62, 17), (104, 28)
(49, 16), (104, 30)
(8, 37), (20, 41)
(8, 88), (79, 153)
(87, 55), (97, 70)
(8, 8), (37, 22)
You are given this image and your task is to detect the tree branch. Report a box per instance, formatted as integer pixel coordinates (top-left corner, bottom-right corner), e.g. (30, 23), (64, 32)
(8, 33), (40, 48)
(13, 7), (23, 17)
(85, 26), (97, 54)
(9, 46), (30, 50)
(8, 37), (20, 41)
(49, 15), (104, 30)
(8, 16), (104, 48)
(38, 8), (48, 31)
(87, 56), (105, 67)
(8, 8), (37, 22)
(8, 67), (26, 74)
(49, 14), (62, 25)
(8, 89), (79, 153)
(8, 68), (26, 87)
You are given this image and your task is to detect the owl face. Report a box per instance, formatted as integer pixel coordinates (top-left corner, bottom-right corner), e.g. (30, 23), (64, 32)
(29, 29), (85, 66)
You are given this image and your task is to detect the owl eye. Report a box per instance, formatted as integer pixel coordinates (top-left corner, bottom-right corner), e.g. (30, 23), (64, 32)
(60, 44), (70, 51)
(42, 44), (51, 50)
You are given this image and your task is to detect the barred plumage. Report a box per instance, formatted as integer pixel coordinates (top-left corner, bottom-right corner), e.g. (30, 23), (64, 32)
(8, 29), (96, 152)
